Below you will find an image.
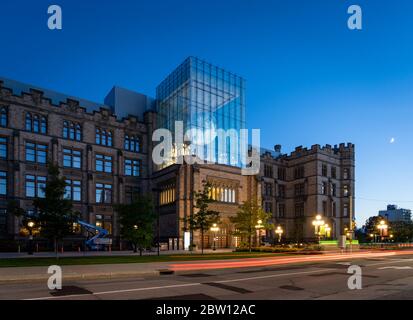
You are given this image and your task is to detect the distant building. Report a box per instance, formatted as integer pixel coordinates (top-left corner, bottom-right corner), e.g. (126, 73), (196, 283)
(379, 205), (412, 223)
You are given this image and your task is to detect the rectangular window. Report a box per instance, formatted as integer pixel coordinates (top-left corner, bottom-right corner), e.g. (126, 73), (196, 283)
(264, 183), (272, 196)
(322, 164), (328, 177)
(278, 185), (286, 198)
(0, 208), (6, 233)
(96, 154), (112, 173)
(331, 167), (337, 179)
(0, 137), (7, 159)
(294, 203), (304, 217)
(343, 203), (349, 217)
(321, 182), (327, 195)
(264, 202), (272, 213)
(331, 183), (336, 197)
(278, 203), (286, 218)
(26, 142), (47, 164)
(63, 148), (82, 169)
(25, 175), (46, 198)
(64, 180), (81, 201)
(294, 166), (304, 179)
(124, 159), (141, 177)
(95, 183), (112, 204)
(294, 183), (305, 196)
(323, 201), (327, 216)
(343, 168), (349, 180)
(63, 121), (82, 141)
(0, 107), (7, 127)
(0, 171), (7, 195)
(343, 185), (349, 197)
(264, 165), (273, 178)
(278, 167), (286, 181)
(125, 186), (141, 204)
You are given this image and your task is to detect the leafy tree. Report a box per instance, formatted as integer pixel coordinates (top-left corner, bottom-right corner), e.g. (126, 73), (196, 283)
(363, 216), (383, 239)
(186, 182), (220, 254)
(230, 198), (274, 252)
(389, 221), (413, 242)
(33, 163), (78, 254)
(116, 195), (156, 255)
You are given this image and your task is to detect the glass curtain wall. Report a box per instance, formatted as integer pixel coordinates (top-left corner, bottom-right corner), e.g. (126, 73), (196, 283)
(156, 56), (245, 168)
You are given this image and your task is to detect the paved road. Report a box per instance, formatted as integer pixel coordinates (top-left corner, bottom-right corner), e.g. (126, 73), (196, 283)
(2, 252), (413, 300)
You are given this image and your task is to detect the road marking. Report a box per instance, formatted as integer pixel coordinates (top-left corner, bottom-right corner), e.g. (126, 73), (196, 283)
(378, 266), (413, 270)
(25, 269), (333, 300)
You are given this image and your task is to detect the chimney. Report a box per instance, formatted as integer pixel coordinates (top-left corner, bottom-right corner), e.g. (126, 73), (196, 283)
(274, 144), (281, 153)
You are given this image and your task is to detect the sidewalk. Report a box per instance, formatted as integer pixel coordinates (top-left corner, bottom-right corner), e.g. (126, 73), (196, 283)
(0, 248), (233, 259)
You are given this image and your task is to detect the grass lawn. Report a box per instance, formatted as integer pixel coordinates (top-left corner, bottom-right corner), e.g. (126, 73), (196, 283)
(0, 251), (287, 268)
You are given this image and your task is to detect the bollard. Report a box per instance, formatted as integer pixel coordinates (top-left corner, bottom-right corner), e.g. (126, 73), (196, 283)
(61, 246), (64, 254)
(78, 246), (81, 252)
(36, 243), (39, 252)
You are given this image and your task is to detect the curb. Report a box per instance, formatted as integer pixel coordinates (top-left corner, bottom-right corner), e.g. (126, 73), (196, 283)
(0, 270), (169, 284)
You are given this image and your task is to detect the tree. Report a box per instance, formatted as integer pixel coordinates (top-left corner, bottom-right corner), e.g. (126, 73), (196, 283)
(116, 195), (156, 255)
(363, 216), (384, 240)
(33, 163), (78, 254)
(186, 182), (220, 254)
(389, 221), (413, 242)
(230, 198), (274, 252)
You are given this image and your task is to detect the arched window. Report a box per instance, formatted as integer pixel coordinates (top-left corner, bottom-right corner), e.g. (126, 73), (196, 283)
(75, 123), (81, 141)
(0, 107), (7, 127)
(95, 128), (101, 144)
(124, 135), (130, 150)
(25, 113), (32, 131)
(33, 115), (40, 132)
(40, 116), (47, 134)
(63, 121), (69, 138)
(107, 131), (113, 146)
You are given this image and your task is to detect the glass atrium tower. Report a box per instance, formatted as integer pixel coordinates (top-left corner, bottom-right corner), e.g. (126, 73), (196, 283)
(156, 57), (246, 168)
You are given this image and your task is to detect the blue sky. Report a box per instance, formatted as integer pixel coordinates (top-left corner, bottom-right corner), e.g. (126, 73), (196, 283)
(1, 0), (413, 225)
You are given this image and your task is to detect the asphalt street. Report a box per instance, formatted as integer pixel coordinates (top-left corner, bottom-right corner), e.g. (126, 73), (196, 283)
(1, 252), (413, 300)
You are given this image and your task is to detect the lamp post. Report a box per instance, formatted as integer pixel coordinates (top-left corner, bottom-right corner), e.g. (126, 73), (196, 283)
(377, 220), (388, 242)
(255, 219), (264, 247)
(324, 224), (331, 239)
(152, 187), (161, 256)
(210, 223), (219, 251)
(312, 215), (325, 243)
(275, 226), (283, 243)
(27, 221), (35, 255)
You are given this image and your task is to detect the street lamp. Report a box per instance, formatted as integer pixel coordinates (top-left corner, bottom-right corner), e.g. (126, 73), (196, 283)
(27, 221), (35, 255)
(324, 224), (331, 239)
(377, 220), (388, 242)
(312, 215), (325, 243)
(210, 223), (219, 251)
(255, 219), (264, 247)
(275, 226), (283, 243)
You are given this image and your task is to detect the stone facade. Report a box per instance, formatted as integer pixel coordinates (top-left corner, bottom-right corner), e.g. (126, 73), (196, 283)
(0, 78), (355, 249)
(260, 144), (355, 242)
(0, 81), (153, 243)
